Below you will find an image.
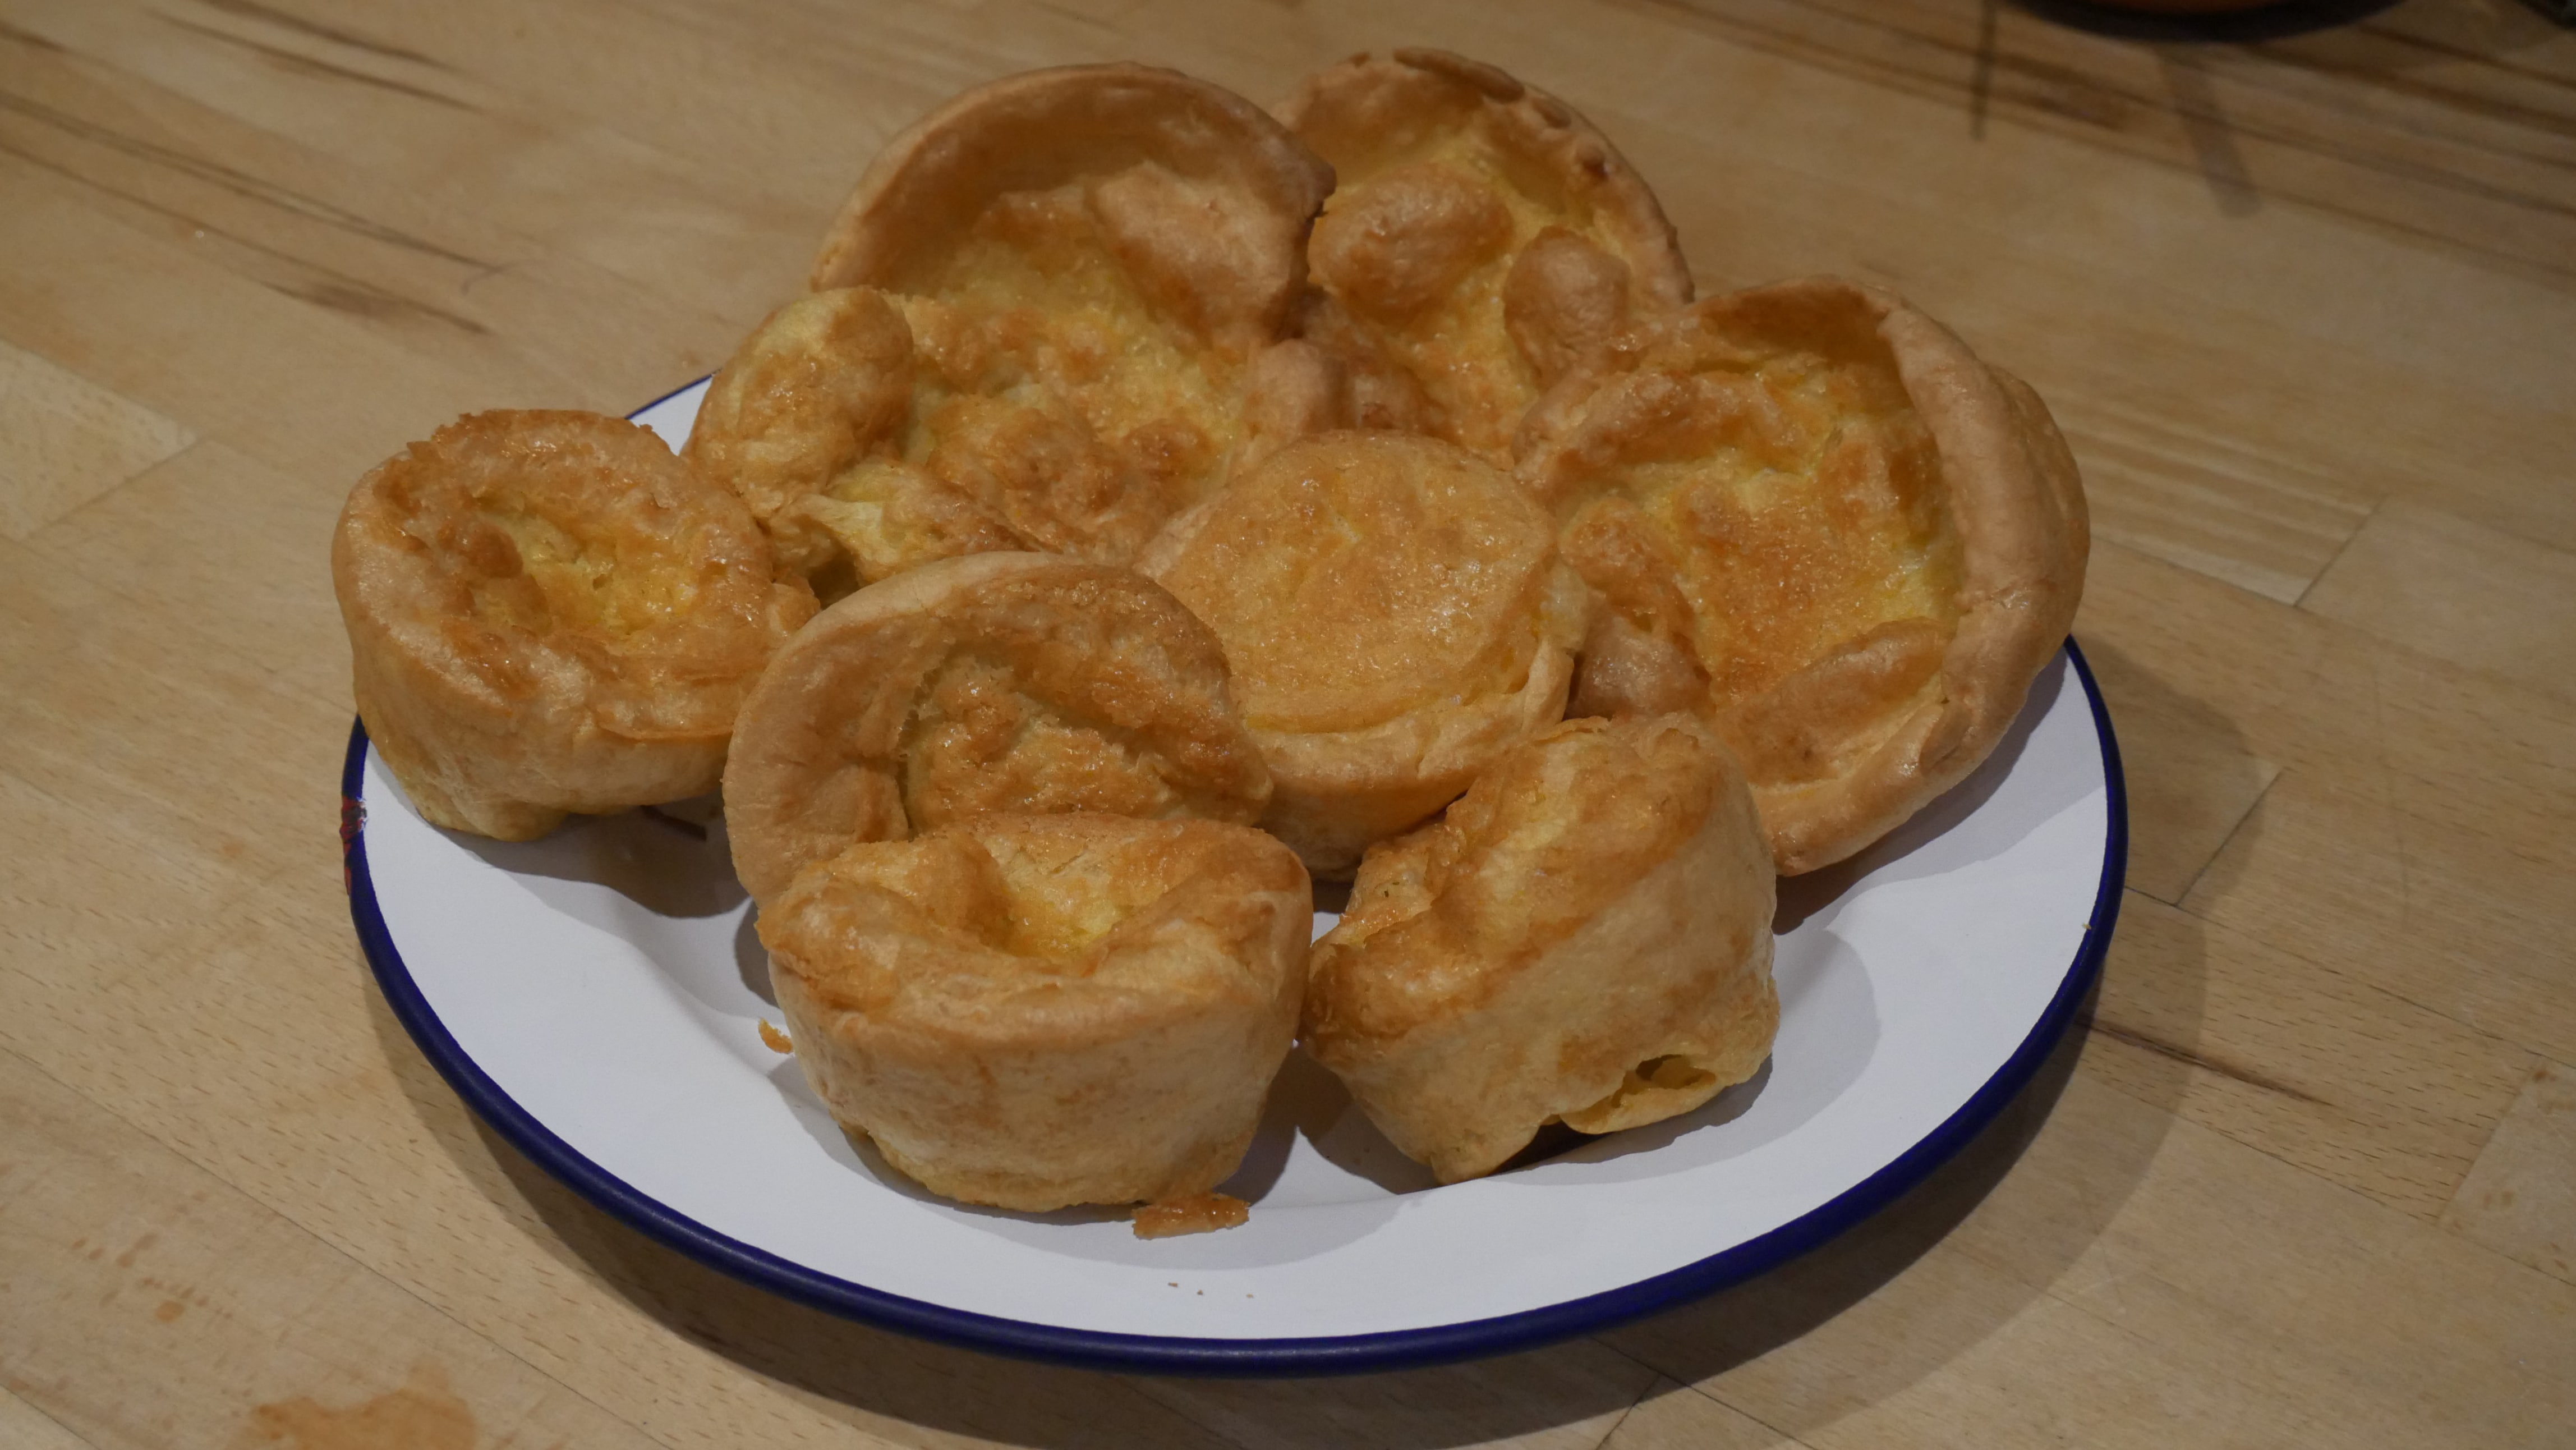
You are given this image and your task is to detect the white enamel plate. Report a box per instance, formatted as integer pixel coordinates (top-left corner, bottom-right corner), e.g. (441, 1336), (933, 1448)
(346, 380), (2127, 1375)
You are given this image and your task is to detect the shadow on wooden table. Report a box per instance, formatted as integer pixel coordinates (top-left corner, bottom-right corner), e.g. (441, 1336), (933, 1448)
(1597, 981), (2102, 1411)
(371, 961), (2202, 1448)
(1593, 635), (2244, 1437)
(367, 634), (2234, 1446)
(390, 985), (2142, 1448)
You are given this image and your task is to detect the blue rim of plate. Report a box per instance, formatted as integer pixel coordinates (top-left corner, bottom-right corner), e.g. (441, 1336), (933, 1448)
(341, 635), (2126, 1377)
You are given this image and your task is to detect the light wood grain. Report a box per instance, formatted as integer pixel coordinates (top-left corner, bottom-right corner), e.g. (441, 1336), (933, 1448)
(0, 1044), (667, 1450)
(0, 1387), (96, 1450)
(2082, 539), (2576, 1064)
(22, 439), (351, 709)
(2071, 400), (2375, 605)
(0, 156), (498, 495)
(1607, 1067), (2576, 1449)
(2300, 497), (2576, 703)
(2086, 892), (2536, 1218)
(1135, 1348), (1655, 1450)
(0, 867), (1369, 1448)
(2441, 1059), (2576, 1284)
(4, 0), (2574, 1443)
(0, 339), (194, 540)
(0, 540), (344, 882)
(1600, 1380), (1804, 1450)
(2075, 636), (2278, 905)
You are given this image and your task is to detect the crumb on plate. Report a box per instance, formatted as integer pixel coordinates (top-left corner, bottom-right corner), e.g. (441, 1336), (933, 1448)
(1132, 1192), (1250, 1238)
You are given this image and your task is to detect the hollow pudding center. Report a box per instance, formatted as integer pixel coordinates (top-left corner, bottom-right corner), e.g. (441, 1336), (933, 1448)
(1548, 309), (1965, 713)
(467, 497), (711, 643)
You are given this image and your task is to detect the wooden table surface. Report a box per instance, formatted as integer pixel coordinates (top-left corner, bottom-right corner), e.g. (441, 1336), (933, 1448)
(5, 0), (2573, 1445)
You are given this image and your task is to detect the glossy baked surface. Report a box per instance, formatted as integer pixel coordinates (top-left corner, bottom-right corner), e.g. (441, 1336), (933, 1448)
(721, 551), (1270, 905)
(692, 65), (1334, 594)
(762, 813), (1309, 1213)
(1281, 49), (1692, 458)
(333, 410), (812, 839)
(1144, 430), (1585, 875)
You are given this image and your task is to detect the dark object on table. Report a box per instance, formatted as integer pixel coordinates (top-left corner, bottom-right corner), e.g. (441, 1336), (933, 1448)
(2085, 1), (2284, 10)
(2014, 0), (2404, 39)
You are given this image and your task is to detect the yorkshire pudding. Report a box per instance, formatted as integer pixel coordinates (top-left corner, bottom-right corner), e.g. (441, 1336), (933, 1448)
(1276, 49), (1692, 457)
(762, 813), (1310, 1212)
(1518, 277), (2088, 873)
(333, 410), (815, 841)
(1140, 431), (1586, 878)
(722, 553), (1271, 905)
(1304, 714), (1777, 1183)
(689, 66), (1337, 596)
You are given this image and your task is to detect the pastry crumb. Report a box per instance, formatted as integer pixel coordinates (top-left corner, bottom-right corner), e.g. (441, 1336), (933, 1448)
(1133, 1192), (1250, 1238)
(758, 1019), (794, 1054)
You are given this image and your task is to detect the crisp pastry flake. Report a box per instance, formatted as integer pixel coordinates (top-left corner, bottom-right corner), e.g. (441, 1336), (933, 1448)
(1277, 48), (1694, 458)
(721, 552), (1272, 905)
(1141, 430), (1587, 878)
(686, 66), (1336, 597)
(1519, 276), (2089, 873)
(1305, 714), (1778, 1183)
(761, 813), (1311, 1213)
(332, 410), (815, 841)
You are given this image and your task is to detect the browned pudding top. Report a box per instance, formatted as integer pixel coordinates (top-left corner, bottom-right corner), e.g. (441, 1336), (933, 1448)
(1308, 714), (1731, 1043)
(816, 63), (1332, 352)
(722, 554), (1272, 904)
(878, 176), (1259, 548)
(1522, 282), (1966, 718)
(1279, 49), (1692, 457)
(703, 65), (1333, 592)
(679, 290), (916, 548)
(1144, 431), (1574, 736)
(759, 813), (1309, 1033)
(1522, 277), (2087, 874)
(687, 268), (1243, 594)
(887, 199), (1241, 548)
(334, 409), (813, 741)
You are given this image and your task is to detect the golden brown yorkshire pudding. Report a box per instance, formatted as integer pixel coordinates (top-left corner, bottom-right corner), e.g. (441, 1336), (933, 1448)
(722, 553), (1272, 905)
(694, 66), (1336, 596)
(680, 288), (932, 584)
(1517, 278), (2089, 874)
(762, 813), (1310, 1213)
(1304, 714), (1777, 1184)
(332, 410), (815, 841)
(1139, 431), (1586, 878)
(813, 63), (1333, 348)
(1276, 49), (1693, 458)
